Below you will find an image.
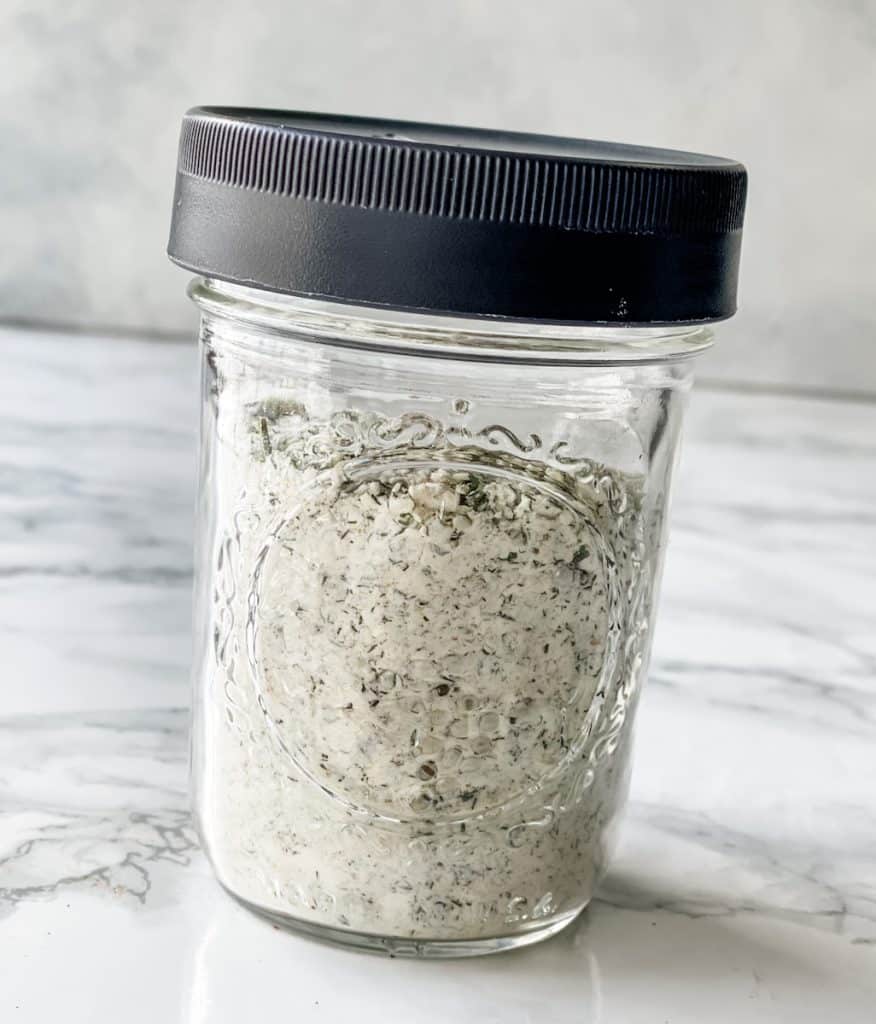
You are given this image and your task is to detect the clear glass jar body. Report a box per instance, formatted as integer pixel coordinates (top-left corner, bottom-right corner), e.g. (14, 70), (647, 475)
(190, 279), (710, 956)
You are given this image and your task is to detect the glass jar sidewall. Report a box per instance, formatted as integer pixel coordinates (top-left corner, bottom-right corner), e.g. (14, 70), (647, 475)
(190, 298), (697, 943)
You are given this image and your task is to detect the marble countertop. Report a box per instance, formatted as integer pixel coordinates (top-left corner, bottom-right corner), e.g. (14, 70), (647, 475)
(1, 327), (874, 1022)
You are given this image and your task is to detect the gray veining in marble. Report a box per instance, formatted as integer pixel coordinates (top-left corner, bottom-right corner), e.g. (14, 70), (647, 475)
(0, 332), (195, 714)
(0, 325), (874, 1022)
(2, 1), (876, 394)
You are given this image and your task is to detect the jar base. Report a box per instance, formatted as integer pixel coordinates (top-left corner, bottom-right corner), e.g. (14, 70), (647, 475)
(224, 886), (586, 958)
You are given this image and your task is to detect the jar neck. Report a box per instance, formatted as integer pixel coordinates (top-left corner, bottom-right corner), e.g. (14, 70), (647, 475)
(190, 277), (714, 366)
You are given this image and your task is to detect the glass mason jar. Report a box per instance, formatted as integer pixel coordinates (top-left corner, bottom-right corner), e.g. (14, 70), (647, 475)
(169, 108), (746, 956)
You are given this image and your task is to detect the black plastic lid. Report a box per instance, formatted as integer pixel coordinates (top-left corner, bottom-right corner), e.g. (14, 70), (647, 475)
(168, 107), (747, 325)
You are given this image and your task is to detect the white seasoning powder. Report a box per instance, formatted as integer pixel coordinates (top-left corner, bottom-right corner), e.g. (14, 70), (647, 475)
(199, 397), (648, 939)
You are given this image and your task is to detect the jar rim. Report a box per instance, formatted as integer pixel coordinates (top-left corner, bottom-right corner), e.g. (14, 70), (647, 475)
(190, 278), (714, 367)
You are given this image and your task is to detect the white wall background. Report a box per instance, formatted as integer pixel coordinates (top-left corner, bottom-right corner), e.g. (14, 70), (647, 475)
(1, 0), (874, 394)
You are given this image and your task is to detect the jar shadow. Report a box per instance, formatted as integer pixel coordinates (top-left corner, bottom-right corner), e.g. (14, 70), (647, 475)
(181, 881), (865, 1023)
